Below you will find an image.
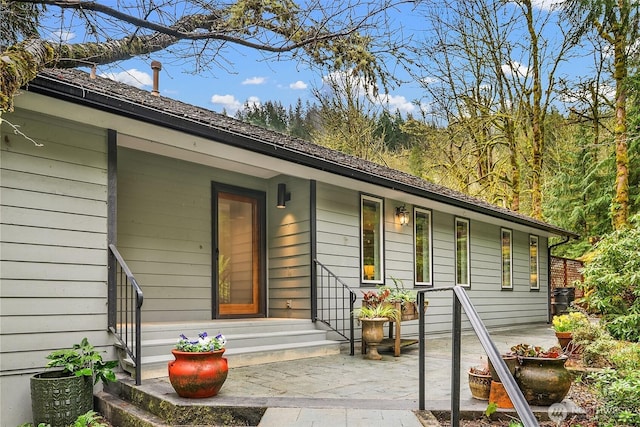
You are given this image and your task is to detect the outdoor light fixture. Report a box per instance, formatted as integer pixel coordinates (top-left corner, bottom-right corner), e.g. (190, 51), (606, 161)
(277, 183), (291, 208)
(396, 205), (409, 226)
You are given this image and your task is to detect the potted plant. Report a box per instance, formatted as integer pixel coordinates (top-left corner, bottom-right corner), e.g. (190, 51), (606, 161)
(364, 279), (428, 320)
(30, 338), (117, 427)
(487, 353), (519, 383)
(468, 364), (492, 400)
(354, 304), (399, 360)
(552, 311), (590, 349)
(510, 343), (572, 406)
(386, 277), (425, 320)
(168, 331), (228, 398)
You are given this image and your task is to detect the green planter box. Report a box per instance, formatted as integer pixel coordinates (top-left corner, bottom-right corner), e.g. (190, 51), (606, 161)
(31, 371), (93, 427)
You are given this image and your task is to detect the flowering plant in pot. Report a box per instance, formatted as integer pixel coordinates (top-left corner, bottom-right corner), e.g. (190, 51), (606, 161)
(168, 332), (228, 398)
(552, 311), (589, 350)
(362, 279), (428, 318)
(175, 331), (226, 352)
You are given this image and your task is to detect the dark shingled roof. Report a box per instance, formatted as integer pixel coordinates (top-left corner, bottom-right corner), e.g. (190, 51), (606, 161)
(27, 67), (577, 238)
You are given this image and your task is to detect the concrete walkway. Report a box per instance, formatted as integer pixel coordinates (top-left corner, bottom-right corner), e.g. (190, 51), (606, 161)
(249, 323), (559, 426)
(134, 323), (562, 426)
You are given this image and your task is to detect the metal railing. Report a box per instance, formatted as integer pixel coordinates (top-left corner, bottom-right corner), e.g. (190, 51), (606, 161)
(108, 244), (144, 385)
(417, 286), (538, 427)
(312, 259), (357, 355)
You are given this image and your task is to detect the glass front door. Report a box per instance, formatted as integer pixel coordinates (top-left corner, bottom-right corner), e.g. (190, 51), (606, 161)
(213, 184), (265, 317)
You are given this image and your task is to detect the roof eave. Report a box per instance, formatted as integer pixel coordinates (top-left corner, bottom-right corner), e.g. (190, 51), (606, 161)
(24, 74), (579, 239)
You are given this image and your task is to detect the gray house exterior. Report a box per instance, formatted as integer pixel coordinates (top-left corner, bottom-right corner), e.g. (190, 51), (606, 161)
(0, 68), (576, 425)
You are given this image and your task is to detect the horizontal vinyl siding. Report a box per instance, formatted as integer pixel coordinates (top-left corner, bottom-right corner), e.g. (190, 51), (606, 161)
(268, 178), (311, 318)
(316, 183), (360, 285)
(117, 147), (266, 322)
(314, 184), (550, 337)
(0, 110), (111, 378)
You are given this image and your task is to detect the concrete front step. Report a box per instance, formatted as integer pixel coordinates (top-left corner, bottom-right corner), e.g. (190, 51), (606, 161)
(97, 376), (267, 426)
(116, 319), (342, 380)
(122, 339), (341, 380)
(94, 391), (170, 427)
(138, 329), (330, 358)
(136, 318), (320, 341)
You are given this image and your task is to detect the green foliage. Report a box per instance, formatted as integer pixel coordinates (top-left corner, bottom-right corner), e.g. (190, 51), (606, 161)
(580, 215), (640, 341)
(18, 410), (107, 427)
(484, 401), (498, 418)
(0, 2), (43, 49)
(385, 277), (418, 304)
(354, 303), (399, 320)
(609, 341), (640, 374)
(45, 337), (117, 385)
(606, 313), (640, 342)
(589, 368), (640, 426)
(581, 334), (617, 368)
(70, 410), (108, 427)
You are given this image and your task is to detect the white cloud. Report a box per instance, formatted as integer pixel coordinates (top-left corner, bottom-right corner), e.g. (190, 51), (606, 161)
(377, 94), (416, 114)
(211, 95), (261, 114)
(420, 76), (438, 86)
(211, 94), (242, 113)
(530, 0), (565, 11)
(321, 69), (416, 114)
(48, 30), (75, 43)
(245, 96), (261, 109)
(100, 69), (153, 88)
(242, 77), (266, 85)
(289, 81), (308, 90)
(502, 61), (528, 78)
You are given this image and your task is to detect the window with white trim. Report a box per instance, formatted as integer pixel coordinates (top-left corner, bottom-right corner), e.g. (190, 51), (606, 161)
(455, 218), (470, 287)
(414, 208), (432, 286)
(501, 228), (513, 289)
(361, 195), (384, 284)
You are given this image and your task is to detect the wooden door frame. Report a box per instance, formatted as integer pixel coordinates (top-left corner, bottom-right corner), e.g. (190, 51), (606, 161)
(211, 182), (267, 319)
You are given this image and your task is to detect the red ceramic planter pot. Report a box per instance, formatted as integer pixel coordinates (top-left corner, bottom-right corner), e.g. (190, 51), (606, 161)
(555, 331), (573, 349)
(168, 349), (228, 398)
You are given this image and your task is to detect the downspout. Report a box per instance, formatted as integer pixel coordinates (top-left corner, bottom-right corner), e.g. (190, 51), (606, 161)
(107, 129), (117, 330)
(310, 180), (317, 322)
(547, 236), (571, 322)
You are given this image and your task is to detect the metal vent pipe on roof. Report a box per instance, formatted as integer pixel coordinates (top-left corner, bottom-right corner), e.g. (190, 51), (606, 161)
(151, 61), (162, 96)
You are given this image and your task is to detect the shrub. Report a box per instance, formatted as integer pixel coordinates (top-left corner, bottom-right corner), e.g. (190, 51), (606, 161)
(571, 320), (607, 344)
(581, 335), (617, 368)
(580, 215), (640, 342)
(606, 313), (640, 342)
(609, 341), (640, 374)
(589, 368), (640, 426)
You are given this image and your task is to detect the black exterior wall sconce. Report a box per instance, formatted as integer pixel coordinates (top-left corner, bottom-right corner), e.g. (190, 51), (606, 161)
(277, 183), (291, 208)
(396, 205), (409, 226)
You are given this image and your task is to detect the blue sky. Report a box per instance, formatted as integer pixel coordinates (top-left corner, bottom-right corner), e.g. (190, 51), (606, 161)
(95, 40), (421, 117)
(48, 0), (572, 117)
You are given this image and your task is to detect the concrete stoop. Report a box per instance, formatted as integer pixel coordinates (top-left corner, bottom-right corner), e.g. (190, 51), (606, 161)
(117, 319), (343, 380)
(96, 377), (267, 426)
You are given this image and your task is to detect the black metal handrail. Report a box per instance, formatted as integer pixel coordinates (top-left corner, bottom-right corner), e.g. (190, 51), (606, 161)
(417, 286), (538, 427)
(108, 244), (144, 385)
(313, 259), (357, 355)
